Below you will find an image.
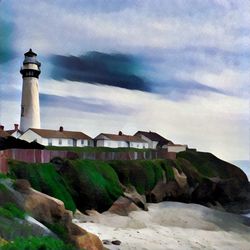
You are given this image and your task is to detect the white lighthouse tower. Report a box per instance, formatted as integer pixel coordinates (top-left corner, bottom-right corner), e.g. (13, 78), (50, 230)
(20, 49), (41, 132)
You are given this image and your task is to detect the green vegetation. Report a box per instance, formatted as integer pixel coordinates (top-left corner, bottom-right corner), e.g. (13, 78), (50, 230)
(9, 161), (76, 212)
(62, 159), (123, 211)
(0, 236), (77, 250)
(46, 146), (152, 153)
(109, 160), (166, 194)
(177, 151), (231, 178)
(0, 203), (25, 220)
(0, 183), (7, 191)
(0, 173), (8, 179)
(44, 222), (68, 242)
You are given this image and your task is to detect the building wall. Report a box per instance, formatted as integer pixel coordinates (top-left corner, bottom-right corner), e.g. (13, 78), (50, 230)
(19, 129), (43, 144)
(10, 131), (22, 139)
(137, 134), (157, 148)
(96, 139), (148, 149)
(96, 139), (128, 148)
(20, 76), (40, 132)
(168, 145), (187, 153)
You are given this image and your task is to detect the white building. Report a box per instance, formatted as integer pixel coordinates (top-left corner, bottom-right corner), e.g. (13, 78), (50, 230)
(167, 144), (187, 153)
(135, 131), (187, 152)
(95, 132), (148, 149)
(6, 124), (23, 138)
(134, 131), (173, 149)
(19, 126), (93, 147)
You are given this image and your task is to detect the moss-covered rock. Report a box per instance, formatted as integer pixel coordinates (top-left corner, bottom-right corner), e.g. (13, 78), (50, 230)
(59, 159), (123, 212)
(9, 161), (76, 212)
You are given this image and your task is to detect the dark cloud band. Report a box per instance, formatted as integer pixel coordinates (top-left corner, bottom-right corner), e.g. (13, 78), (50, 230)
(50, 51), (150, 92)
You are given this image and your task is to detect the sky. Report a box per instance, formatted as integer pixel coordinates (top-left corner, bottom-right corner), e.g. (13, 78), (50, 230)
(0, 0), (249, 162)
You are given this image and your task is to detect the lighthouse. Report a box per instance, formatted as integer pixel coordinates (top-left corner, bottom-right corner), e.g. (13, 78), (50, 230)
(20, 49), (41, 132)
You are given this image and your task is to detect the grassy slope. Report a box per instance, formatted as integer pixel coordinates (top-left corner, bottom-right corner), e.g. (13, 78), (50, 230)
(8, 161), (76, 212)
(8, 152), (248, 213)
(60, 159), (123, 211)
(108, 160), (174, 194)
(177, 151), (248, 183)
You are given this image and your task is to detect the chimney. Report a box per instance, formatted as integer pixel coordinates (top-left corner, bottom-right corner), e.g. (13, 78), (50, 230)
(14, 124), (19, 131)
(118, 131), (123, 136)
(59, 126), (63, 132)
(0, 125), (4, 131)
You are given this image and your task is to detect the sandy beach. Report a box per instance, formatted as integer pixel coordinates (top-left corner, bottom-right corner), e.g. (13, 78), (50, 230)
(75, 202), (250, 250)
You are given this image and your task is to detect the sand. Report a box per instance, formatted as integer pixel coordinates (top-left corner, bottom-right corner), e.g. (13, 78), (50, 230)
(75, 202), (250, 250)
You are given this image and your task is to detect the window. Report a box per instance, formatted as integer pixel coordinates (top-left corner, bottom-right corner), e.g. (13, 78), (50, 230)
(68, 139), (73, 145)
(21, 106), (24, 117)
(48, 138), (52, 146)
(87, 140), (91, 146)
(59, 138), (62, 145)
(81, 139), (84, 145)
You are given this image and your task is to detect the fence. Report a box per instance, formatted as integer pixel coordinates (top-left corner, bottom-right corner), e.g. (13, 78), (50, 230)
(0, 148), (176, 173)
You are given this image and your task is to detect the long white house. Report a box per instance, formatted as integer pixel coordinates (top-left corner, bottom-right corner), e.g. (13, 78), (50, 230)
(19, 127), (93, 147)
(95, 132), (148, 149)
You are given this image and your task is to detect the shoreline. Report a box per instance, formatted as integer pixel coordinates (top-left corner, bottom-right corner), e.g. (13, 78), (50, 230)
(75, 202), (250, 250)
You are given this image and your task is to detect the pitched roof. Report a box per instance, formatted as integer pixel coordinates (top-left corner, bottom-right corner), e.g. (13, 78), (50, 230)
(134, 131), (173, 146)
(6, 130), (23, 135)
(95, 133), (146, 143)
(0, 130), (11, 138)
(29, 128), (92, 140)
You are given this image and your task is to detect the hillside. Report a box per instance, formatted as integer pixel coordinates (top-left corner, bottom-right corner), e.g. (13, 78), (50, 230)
(8, 151), (249, 213)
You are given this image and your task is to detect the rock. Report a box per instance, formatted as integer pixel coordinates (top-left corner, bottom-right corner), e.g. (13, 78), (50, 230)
(2, 179), (103, 250)
(150, 180), (180, 202)
(13, 179), (31, 193)
(173, 167), (188, 190)
(123, 186), (148, 211)
(111, 240), (121, 245)
(23, 188), (70, 224)
(102, 239), (111, 245)
(70, 223), (103, 250)
(108, 196), (140, 216)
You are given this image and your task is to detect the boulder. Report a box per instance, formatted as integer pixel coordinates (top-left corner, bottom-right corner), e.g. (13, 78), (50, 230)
(12, 179), (104, 250)
(150, 180), (180, 202)
(123, 186), (148, 211)
(69, 223), (103, 250)
(108, 196), (141, 216)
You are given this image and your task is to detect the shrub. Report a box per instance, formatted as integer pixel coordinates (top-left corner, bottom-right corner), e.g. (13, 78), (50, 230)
(9, 161), (76, 212)
(1, 236), (76, 250)
(61, 159), (123, 212)
(0, 203), (25, 220)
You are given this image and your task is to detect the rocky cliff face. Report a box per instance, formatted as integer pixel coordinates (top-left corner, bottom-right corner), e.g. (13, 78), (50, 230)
(8, 151), (249, 215)
(0, 178), (103, 250)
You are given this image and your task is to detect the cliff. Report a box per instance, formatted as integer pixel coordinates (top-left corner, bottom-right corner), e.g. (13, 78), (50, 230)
(8, 151), (249, 213)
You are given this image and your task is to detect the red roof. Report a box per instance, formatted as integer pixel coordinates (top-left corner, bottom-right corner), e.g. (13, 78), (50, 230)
(95, 133), (146, 143)
(29, 128), (92, 140)
(6, 130), (23, 135)
(0, 130), (10, 138)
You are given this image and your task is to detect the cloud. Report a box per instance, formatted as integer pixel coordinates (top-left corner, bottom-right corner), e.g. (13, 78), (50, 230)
(39, 93), (133, 115)
(50, 51), (224, 99)
(0, 18), (15, 64)
(50, 52), (150, 92)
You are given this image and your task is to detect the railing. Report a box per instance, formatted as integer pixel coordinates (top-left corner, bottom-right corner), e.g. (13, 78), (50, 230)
(0, 148), (176, 173)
